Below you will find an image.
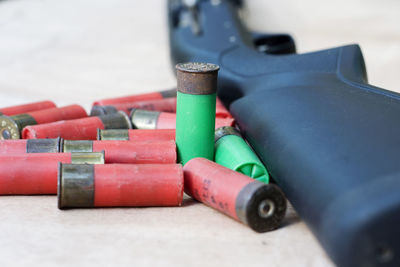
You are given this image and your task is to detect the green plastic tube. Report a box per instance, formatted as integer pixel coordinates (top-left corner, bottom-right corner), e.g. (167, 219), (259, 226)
(175, 62), (219, 165)
(214, 126), (270, 183)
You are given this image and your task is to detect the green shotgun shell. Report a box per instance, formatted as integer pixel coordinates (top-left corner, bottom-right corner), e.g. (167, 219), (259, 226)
(175, 62), (219, 165)
(214, 126), (270, 183)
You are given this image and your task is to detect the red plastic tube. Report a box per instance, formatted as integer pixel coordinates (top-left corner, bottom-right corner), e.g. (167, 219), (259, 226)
(93, 140), (176, 163)
(130, 109), (235, 130)
(124, 97), (177, 113)
(0, 100), (56, 116)
(0, 140), (27, 154)
(26, 104), (87, 124)
(93, 88), (176, 106)
(63, 140), (177, 164)
(128, 129), (175, 141)
(23, 117), (105, 140)
(183, 158), (287, 232)
(58, 163), (184, 208)
(97, 129), (176, 141)
(22, 112), (131, 140)
(0, 153), (103, 195)
(156, 112), (178, 129)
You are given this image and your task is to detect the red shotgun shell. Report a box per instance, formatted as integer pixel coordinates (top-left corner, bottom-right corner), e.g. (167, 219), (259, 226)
(0, 100), (56, 116)
(0, 152), (104, 195)
(90, 97), (177, 116)
(0, 105), (87, 140)
(22, 111), (131, 140)
(92, 88), (177, 106)
(97, 129), (176, 142)
(130, 109), (235, 129)
(63, 140), (176, 164)
(91, 97), (232, 118)
(58, 163), (184, 209)
(0, 138), (62, 154)
(183, 158), (287, 232)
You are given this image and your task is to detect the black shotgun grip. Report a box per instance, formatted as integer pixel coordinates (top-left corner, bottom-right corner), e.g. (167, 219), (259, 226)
(168, 1), (400, 266)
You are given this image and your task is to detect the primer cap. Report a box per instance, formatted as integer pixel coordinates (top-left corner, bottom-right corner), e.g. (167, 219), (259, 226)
(0, 114), (37, 140)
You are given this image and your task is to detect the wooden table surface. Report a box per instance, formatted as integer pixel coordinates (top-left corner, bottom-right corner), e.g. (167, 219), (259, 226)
(0, 1), (399, 266)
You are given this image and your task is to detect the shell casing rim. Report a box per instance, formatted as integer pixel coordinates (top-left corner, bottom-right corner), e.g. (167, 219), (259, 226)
(214, 126), (241, 143)
(176, 62), (220, 73)
(58, 163), (95, 209)
(130, 109), (160, 130)
(97, 129), (129, 141)
(63, 140), (94, 153)
(99, 111), (132, 130)
(176, 62), (220, 95)
(235, 181), (287, 233)
(90, 105), (118, 116)
(0, 115), (22, 140)
(70, 151), (105, 164)
(26, 137), (63, 153)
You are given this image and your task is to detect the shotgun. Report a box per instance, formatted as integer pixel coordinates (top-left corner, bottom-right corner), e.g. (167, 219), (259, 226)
(168, 1), (400, 266)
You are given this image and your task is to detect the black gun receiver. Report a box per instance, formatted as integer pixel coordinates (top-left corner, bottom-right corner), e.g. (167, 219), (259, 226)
(168, 0), (400, 266)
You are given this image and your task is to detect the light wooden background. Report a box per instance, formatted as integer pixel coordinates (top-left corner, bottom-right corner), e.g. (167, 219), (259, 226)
(0, 1), (399, 266)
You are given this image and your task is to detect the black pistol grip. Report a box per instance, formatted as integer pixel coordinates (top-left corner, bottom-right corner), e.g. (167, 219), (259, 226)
(230, 44), (400, 267)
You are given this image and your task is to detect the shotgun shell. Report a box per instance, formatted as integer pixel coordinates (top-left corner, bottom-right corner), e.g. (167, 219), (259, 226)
(215, 127), (269, 183)
(92, 88), (177, 106)
(175, 62), (219, 165)
(91, 97), (231, 118)
(58, 163), (184, 209)
(183, 158), (287, 232)
(97, 129), (176, 141)
(0, 100), (56, 116)
(22, 111), (131, 140)
(63, 140), (176, 164)
(0, 152), (104, 195)
(0, 105), (87, 140)
(130, 109), (234, 130)
(130, 109), (176, 129)
(90, 97), (177, 116)
(0, 137), (62, 154)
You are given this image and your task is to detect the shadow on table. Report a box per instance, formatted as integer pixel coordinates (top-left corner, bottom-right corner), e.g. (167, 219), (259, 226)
(181, 196), (198, 207)
(280, 202), (302, 228)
